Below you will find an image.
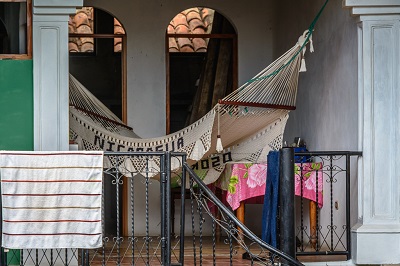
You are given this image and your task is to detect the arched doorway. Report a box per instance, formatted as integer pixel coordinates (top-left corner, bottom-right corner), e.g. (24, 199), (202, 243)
(166, 7), (237, 133)
(165, 7), (237, 235)
(69, 7), (127, 236)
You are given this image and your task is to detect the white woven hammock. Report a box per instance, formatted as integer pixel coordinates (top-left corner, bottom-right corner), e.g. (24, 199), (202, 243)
(69, 31), (313, 185)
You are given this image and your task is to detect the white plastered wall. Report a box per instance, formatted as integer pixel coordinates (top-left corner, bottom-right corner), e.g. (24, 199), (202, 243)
(83, 0), (277, 235)
(279, 1), (358, 153)
(81, 0), (362, 239)
(84, 0), (276, 138)
(275, 0), (359, 250)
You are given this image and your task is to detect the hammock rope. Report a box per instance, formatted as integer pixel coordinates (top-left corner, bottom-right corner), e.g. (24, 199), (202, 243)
(69, 74), (289, 184)
(219, 43), (302, 110)
(246, 0), (329, 85)
(219, 0), (330, 110)
(68, 0), (329, 184)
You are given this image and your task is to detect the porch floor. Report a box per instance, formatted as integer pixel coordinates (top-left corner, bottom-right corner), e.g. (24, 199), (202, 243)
(87, 236), (347, 265)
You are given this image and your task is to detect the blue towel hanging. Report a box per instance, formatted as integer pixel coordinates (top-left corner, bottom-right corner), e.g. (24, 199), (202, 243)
(261, 150), (280, 247)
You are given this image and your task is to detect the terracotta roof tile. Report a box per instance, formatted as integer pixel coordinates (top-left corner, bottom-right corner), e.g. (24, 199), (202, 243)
(80, 42), (94, 53)
(113, 19), (124, 52)
(175, 24), (191, 34)
(69, 7), (213, 53)
(191, 27), (207, 35)
(177, 37), (193, 51)
(179, 45), (195, 52)
(192, 37), (207, 52)
(76, 25), (92, 34)
(201, 8), (214, 31)
(168, 7), (214, 52)
(69, 42), (79, 52)
(195, 47), (207, 53)
(200, 8), (212, 20)
(186, 9), (202, 22)
(188, 18), (205, 33)
(114, 18), (125, 35)
(168, 37), (179, 52)
(114, 38), (122, 53)
(167, 24), (175, 34)
(73, 12), (90, 29)
(183, 8), (198, 15)
(68, 24), (75, 34)
(114, 27), (125, 35)
(69, 8), (94, 52)
(69, 7), (125, 53)
(172, 13), (189, 27)
(114, 37), (122, 44)
(80, 37), (94, 45)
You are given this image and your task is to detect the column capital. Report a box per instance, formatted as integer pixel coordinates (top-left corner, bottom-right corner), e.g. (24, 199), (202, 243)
(33, 0), (83, 15)
(343, 0), (400, 17)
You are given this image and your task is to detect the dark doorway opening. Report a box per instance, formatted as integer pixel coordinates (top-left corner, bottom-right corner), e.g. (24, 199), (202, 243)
(166, 9), (237, 133)
(169, 53), (206, 133)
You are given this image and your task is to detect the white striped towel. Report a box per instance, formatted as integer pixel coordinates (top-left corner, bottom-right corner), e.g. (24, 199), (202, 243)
(0, 151), (103, 249)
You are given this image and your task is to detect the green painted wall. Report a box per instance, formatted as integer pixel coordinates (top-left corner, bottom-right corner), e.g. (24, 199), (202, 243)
(0, 60), (33, 151)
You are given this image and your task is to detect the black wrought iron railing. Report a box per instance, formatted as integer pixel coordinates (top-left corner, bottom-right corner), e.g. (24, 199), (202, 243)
(0, 150), (360, 265)
(293, 151), (362, 261)
(181, 157), (303, 266)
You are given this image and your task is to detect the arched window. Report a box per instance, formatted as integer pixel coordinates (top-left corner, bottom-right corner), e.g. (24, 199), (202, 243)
(166, 7), (237, 133)
(69, 7), (125, 53)
(69, 7), (127, 122)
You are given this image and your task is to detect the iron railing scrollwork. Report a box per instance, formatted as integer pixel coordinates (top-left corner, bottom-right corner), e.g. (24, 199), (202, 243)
(293, 151), (361, 261)
(0, 150), (361, 265)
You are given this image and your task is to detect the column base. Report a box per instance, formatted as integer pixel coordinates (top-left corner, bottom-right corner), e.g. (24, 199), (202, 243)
(351, 223), (400, 265)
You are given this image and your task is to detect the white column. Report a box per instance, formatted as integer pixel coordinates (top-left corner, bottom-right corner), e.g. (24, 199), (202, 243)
(32, 1), (82, 263)
(343, 1), (400, 264)
(33, 0), (82, 151)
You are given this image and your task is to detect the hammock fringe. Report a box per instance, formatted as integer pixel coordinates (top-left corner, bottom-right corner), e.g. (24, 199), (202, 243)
(69, 28), (316, 184)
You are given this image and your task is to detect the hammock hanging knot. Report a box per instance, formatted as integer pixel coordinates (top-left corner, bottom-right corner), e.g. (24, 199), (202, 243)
(298, 30), (314, 73)
(216, 104), (224, 153)
(300, 58), (307, 72)
(216, 135), (224, 153)
(309, 35), (314, 53)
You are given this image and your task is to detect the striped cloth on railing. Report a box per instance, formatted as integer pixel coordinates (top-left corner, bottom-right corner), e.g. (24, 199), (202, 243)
(0, 151), (103, 249)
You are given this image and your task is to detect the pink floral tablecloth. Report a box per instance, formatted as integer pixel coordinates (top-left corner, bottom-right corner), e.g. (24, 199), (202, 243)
(217, 162), (323, 210)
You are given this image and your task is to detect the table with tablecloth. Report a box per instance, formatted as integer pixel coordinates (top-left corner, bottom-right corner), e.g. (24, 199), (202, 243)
(216, 162), (323, 210)
(214, 161), (323, 245)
